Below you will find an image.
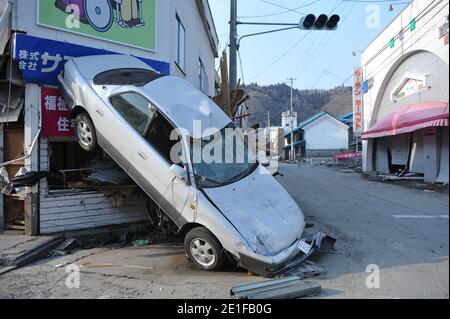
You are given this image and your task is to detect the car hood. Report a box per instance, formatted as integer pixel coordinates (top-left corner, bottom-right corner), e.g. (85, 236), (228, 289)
(204, 166), (305, 256)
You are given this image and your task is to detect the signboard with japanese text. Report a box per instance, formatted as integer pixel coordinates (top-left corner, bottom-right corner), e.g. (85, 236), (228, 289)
(14, 33), (170, 86)
(38, 0), (156, 51)
(352, 67), (364, 134)
(41, 87), (75, 138)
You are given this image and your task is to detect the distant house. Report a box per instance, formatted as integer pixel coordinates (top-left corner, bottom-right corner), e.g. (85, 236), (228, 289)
(284, 112), (350, 160)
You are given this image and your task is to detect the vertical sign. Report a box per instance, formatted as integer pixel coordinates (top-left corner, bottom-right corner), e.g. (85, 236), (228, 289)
(353, 67), (364, 133)
(41, 87), (75, 137)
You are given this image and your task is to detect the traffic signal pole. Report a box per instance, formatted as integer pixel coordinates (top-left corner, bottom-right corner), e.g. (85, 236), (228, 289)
(229, 0), (238, 91)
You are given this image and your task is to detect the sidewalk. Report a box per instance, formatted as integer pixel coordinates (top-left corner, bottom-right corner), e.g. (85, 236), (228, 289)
(0, 232), (62, 274)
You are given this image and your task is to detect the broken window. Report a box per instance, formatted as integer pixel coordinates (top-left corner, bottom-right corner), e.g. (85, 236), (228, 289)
(47, 141), (104, 191)
(144, 113), (181, 165)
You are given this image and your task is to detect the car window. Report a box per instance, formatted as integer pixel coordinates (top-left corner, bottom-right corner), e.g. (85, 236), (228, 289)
(109, 92), (157, 135)
(145, 112), (182, 165)
(94, 68), (164, 86)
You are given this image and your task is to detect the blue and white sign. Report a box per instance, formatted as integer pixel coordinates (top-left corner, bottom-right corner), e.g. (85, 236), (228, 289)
(13, 34), (170, 86)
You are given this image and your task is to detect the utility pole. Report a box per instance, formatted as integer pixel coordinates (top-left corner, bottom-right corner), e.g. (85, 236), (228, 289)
(267, 110), (271, 128)
(287, 78), (296, 161)
(229, 0), (238, 91)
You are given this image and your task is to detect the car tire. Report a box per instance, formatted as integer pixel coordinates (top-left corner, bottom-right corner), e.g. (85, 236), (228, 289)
(185, 227), (224, 271)
(75, 113), (98, 152)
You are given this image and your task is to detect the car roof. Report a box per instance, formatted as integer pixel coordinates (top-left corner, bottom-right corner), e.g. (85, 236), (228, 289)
(140, 76), (231, 139)
(72, 54), (154, 80)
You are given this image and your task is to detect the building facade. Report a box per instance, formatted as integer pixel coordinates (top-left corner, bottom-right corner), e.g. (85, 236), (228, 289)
(284, 112), (350, 160)
(361, 0), (449, 183)
(0, 0), (219, 234)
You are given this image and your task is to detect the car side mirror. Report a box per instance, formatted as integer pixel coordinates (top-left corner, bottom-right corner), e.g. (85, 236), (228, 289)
(170, 164), (187, 181)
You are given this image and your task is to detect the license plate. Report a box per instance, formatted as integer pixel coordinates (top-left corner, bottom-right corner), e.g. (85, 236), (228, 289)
(298, 240), (312, 255)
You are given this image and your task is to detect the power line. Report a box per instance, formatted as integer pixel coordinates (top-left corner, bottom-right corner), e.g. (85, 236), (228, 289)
(258, 0), (306, 15)
(239, 0), (322, 19)
(249, 31), (312, 81)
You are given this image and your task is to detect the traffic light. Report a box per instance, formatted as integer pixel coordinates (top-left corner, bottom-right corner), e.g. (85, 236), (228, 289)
(299, 14), (340, 30)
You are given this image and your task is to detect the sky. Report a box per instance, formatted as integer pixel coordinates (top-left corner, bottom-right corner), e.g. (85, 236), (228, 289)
(209, 0), (411, 90)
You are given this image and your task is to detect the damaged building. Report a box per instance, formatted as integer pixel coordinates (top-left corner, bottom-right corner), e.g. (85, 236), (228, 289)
(0, 0), (219, 235)
(361, 0), (449, 183)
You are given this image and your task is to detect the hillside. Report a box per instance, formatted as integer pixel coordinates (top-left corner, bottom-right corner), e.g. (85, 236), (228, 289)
(244, 83), (353, 127)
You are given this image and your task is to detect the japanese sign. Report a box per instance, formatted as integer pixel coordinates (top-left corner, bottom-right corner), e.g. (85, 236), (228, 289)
(38, 0), (156, 51)
(14, 33), (170, 86)
(352, 67), (364, 134)
(41, 87), (75, 138)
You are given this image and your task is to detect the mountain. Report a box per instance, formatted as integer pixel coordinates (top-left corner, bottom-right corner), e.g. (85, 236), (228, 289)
(244, 83), (353, 127)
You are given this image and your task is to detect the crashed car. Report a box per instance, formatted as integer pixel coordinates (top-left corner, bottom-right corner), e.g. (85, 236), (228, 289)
(58, 54), (307, 276)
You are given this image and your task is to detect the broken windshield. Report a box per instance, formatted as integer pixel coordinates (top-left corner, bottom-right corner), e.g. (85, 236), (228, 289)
(189, 123), (258, 189)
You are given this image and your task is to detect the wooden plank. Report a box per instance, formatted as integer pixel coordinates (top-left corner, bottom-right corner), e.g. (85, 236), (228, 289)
(40, 195), (144, 212)
(40, 205), (147, 221)
(40, 215), (148, 234)
(40, 193), (143, 209)
(41, 211), (147, 225)
(40, 192), (109, 203)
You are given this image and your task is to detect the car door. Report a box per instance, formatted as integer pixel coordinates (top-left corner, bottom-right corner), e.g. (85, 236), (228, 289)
(86, 87), (146, 171)
(127, 102), (197, 224)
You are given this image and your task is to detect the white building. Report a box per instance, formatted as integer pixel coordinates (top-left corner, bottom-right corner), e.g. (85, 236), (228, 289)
(361, 0), (449, 183)
(0, 0), (219, 234)
(284, 112), (350, 159)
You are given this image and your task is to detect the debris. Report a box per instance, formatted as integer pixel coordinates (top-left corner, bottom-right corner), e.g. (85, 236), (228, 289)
(379, 174), (424, 182)
(11, 170), (48, 188)
(281, 260), (327, 280)
(231, 276), (321, 299)
(85, 168), (132, 186)
(133, 239), (150, 247)
(280, 232), (337, 277)
(49, 238), (78, 256)
(79, 261), (154, 270)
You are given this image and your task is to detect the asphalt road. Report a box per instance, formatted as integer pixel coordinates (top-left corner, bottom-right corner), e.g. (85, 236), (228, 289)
(0, 164), (448, 299)
(276, 163), (449, 299)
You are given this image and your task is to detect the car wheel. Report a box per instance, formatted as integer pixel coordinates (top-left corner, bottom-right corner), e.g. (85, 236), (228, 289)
(185, 227), (224, 271)
(75, 113), (98, 152)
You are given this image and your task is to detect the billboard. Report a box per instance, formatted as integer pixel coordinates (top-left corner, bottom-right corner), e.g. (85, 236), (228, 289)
(38, 0), (156, 51)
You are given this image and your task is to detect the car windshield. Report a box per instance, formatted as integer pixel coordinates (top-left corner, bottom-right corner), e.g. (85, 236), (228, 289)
(189, 123), (259, 189)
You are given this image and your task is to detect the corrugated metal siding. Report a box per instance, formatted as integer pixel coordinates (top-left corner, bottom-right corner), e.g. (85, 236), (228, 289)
(39, 138), (148, 234)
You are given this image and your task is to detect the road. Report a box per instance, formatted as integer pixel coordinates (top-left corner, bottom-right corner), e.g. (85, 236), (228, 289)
(277, 163), (449, 299)
(0, 164), (448, 299)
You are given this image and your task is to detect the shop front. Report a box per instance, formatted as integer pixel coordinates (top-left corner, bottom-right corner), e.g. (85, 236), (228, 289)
(361, 0), (449, 184)
(1, 0), (219, 235)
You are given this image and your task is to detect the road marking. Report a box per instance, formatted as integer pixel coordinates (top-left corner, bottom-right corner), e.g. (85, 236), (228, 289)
(393, 215), (449, 219)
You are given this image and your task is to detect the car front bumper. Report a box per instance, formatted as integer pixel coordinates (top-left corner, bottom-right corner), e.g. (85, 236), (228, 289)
(236, 232), (336, 277)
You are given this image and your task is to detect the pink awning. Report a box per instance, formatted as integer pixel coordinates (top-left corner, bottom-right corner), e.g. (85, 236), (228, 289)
(362, 101), (449, 140)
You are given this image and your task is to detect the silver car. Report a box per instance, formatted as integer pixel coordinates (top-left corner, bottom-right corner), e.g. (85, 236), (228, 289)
(58, 54), (306, 276)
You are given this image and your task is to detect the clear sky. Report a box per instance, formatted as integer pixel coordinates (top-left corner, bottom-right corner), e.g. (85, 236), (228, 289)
(209, 0), (411, 90)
